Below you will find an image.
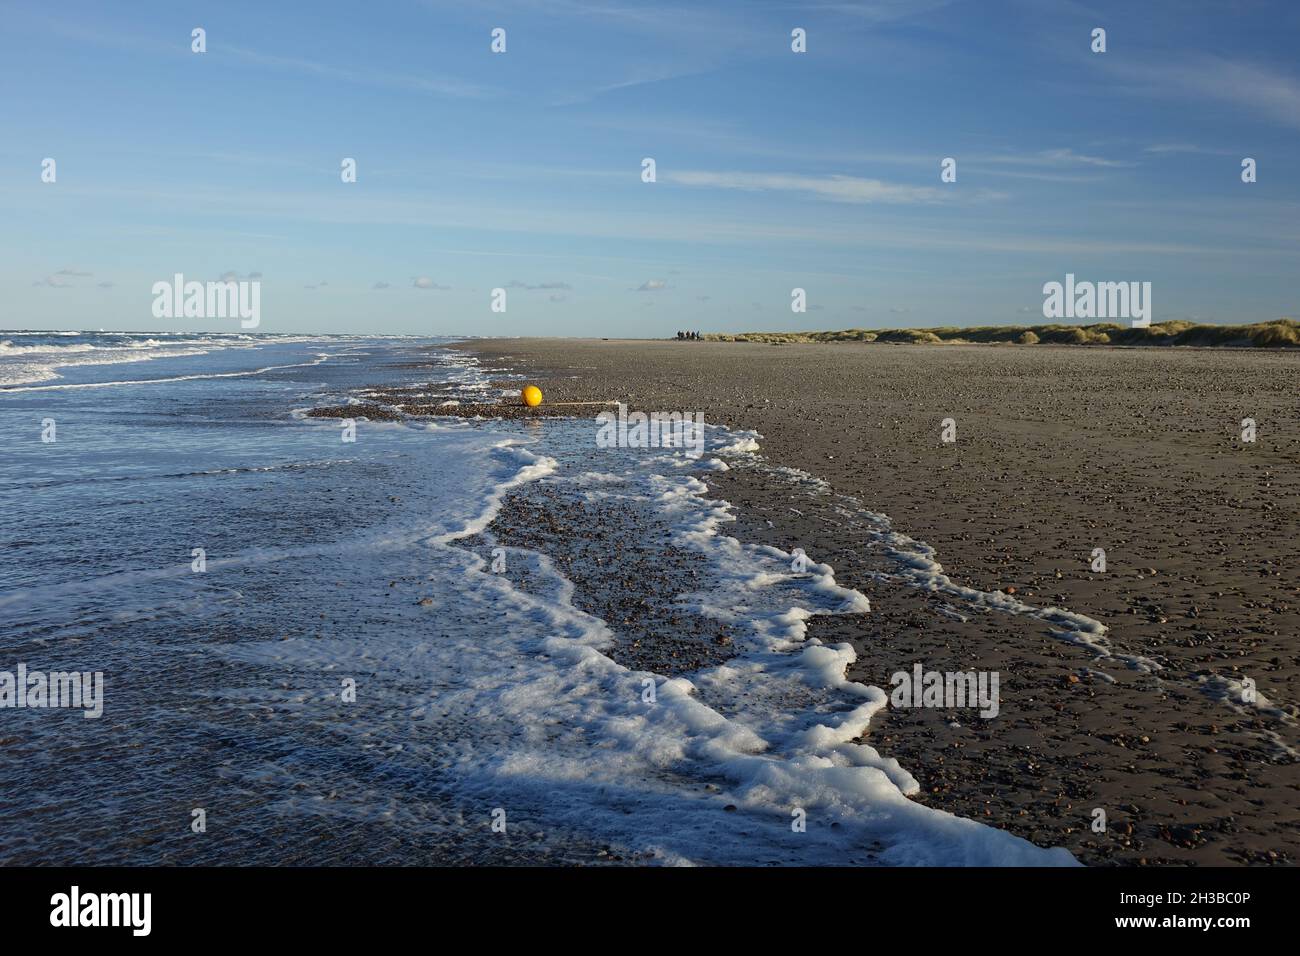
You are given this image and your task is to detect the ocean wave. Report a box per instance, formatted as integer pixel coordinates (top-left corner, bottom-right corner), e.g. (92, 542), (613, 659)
(0, 331), (343, 387)
(0, 352), (331, 392)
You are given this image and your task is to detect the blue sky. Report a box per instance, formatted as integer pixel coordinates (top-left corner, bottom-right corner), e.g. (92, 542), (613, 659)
(2, 0), (1297, 336)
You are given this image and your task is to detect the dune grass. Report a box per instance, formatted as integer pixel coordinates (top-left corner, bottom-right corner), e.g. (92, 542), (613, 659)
(703, 319), (1300, 348)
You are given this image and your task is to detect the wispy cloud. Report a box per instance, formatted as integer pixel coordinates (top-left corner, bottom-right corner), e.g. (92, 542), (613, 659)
(33, 178), (1283, 258)
(1143, 143), (1235, 156)
(548, 65), (720, 107)
(20, 14), (497, 101)
(1037, 148), (1133, 168)
(804, 0), (959, 24)
(225, 46), (497, 100)
(664, 170), (950, 204)
(634, 279), (667, 292)
(1103, 55), (1300, 131)
(506, 280), (573, 290)
(975, 148), (1136, 169)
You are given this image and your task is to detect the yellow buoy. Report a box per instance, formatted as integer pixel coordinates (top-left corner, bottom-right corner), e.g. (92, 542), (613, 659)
(521, 385), (543, 407)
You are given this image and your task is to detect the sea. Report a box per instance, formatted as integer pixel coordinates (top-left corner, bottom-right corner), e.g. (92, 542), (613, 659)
(0, 331), (1076, 866)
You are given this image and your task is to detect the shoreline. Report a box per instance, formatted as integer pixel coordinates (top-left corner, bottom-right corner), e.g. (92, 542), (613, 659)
(446, 337), (1300, 866)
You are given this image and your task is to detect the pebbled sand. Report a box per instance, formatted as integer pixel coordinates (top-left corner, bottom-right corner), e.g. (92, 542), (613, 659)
(450, 337), (1300, 866)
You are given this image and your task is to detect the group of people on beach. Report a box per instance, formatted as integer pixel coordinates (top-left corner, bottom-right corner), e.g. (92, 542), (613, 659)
(675, 330), (703, 340)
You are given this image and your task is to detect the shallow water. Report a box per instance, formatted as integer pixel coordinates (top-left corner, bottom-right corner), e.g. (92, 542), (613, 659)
(0, 335), (1074, 865)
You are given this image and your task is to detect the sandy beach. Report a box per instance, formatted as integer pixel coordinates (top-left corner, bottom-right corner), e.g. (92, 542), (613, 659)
(449, 338), (1300, 866)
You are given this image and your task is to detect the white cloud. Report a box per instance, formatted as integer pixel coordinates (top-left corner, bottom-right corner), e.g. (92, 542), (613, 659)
(1143, 143), (1235, 156)
(1105, 55), (1300, 131)
(975, 148), (1135, 169)
(635, 279), (667, 292)
(666, 169), (947, 204)
(1036, 148), (1133, 169)
(413, 276), (450, 290)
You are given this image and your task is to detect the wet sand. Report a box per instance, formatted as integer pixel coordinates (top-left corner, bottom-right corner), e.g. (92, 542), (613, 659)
(448, 338), (1300, 866)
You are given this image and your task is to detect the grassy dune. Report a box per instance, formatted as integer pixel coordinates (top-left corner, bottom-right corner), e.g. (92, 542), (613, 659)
(704, 318), (1300, 348)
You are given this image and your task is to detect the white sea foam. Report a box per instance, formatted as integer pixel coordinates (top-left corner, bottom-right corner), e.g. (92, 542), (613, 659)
(0, 353), (331, 392)
(210, 409), (1076, 866)
(0, 332), (337, 387)
(0, 334), (238, 386)
(689, 429), (1145, 672)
